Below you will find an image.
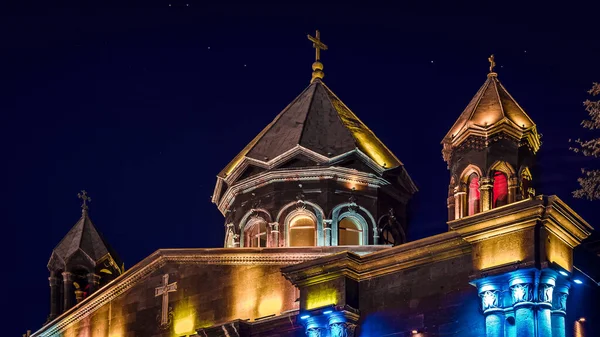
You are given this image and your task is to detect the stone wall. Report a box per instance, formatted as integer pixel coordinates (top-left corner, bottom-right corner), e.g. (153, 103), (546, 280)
(357, 254), (485, 336)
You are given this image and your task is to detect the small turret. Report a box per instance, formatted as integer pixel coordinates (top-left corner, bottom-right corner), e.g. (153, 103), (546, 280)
(442, 56), (541, 221)
(46, 191), (123, 321)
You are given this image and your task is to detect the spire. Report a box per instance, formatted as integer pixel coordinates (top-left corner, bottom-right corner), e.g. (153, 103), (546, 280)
(307, 30), (328, 83)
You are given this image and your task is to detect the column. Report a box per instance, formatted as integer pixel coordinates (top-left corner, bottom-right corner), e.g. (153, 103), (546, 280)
(305, 316), (328, 337)
(48, 271), (59, 320)
(454, 190), (466, 219)
(508, 177), (518, 204)
(87, 273), (101, 294)
(62, 271), (74, 311)
(479, 177), (493, 211)
(537, 270), (557, 337)
(269, 222), (279, 247)
(328, 313), (357, 337)
(323, 220), (332, 246)
(509, 273), (535, 337)
(447, 195), (455, 221)
(551, 281), (570, 337)
(477, 282), (504, 337)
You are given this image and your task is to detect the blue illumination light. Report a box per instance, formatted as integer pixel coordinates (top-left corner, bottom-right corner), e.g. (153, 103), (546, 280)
(300, 314), (310, 320)
(323, 310), (333, 314)
(574, 279), (583, 284)
(559, 270), (569, 277)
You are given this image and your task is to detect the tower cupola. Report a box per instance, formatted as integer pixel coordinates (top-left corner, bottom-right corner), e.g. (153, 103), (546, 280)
(442, 56), (541, 221)
(213, 31), (417, 249)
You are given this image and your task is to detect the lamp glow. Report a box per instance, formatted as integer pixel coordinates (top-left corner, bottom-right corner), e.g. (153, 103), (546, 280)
(323, 310), (333, 314)
(300, 314), (310, 320)
(559, 270), (569, 276)
(574, 279), (583, 284)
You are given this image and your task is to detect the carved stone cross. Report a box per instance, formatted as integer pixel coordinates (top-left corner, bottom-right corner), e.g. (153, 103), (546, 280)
(78, 190), (91, 210)
(155, 274), (177, 326)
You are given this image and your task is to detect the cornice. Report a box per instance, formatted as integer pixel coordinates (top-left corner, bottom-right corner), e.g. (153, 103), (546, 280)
(32, 247), (377, 337)
(282, 232), (471, 286)
(448, 198), (544, 243)
(217, 166), (391, 215)
(448, 195), (593, 246)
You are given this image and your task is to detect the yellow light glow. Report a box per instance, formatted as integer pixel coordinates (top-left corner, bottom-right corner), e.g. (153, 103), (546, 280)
(475, 231), (529, 270)
(305, 288), (337, 310)
(258, 295), (283, 317)
(174, 315), (195, 335)
(546, 233), (572, 272)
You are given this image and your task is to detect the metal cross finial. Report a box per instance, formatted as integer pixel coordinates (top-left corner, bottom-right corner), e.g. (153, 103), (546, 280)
(488, 54), (496, 73)
(78, 190), (91, 211)
(307, 30), (328, 62)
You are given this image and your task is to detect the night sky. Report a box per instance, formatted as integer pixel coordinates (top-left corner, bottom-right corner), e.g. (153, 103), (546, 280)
(4, 2), (600, 335)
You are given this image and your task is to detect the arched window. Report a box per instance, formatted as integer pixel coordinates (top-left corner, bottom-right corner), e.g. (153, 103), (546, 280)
(338, 217), (362, 245)
(493, 171), (508, 208)
(244, 219), (268, 247)
(382, 227), (395, 245)
(467, 173), (480, 216)
(289, 215), (316, 247)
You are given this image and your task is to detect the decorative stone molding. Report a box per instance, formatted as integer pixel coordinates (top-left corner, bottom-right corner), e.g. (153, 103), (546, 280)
(217, 165), (393, 215)
(306, 327), (327, 337)
(538, 283), (554, 304)
(510, 283), (533, 304)
(480, 290), (501, 311)
(552, 283), (570, 312)
(329, 322), (356, 337)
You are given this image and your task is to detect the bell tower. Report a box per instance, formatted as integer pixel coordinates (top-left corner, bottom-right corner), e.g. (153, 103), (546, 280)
(442, 55), (541, 221)
(46, 191), (123, 321)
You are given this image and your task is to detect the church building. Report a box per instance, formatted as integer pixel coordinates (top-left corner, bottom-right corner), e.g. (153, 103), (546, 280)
(28, 32), (600, 337)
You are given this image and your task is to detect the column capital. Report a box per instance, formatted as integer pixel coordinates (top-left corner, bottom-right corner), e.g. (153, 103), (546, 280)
(509, 272), (535, 307)
(329, 322), (356, 337)
(306, 327), (327, 337)
(87, 273), (101, 282)
(61, 271), (74, 281)
(480, 177), (494, 186)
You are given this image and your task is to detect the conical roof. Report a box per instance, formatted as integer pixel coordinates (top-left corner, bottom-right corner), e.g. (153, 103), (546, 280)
(219, 79), (402, 178)
(48, 210), (122, 272)
(442, 73), (541, 161)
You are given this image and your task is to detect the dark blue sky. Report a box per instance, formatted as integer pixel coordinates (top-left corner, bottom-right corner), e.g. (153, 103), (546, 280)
(3, 1), (600, 335)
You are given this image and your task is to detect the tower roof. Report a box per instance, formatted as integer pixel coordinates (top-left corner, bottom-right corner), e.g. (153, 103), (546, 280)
(442, 72), (541, 162)
(219, 79), (402, 178)
(48, 209), (123, 273)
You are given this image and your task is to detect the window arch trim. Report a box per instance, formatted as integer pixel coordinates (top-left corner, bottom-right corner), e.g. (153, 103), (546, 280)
(336, 212), (368, 246)
(284, 208), (319, 247)
(238, 208), (272, 247)
(277, 201), (325, 246)
(331, 203), (376, 246)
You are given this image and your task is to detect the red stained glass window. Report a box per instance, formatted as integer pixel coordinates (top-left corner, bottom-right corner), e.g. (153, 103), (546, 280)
(468, 173), (480, 215)
(493, 171), (508, 207)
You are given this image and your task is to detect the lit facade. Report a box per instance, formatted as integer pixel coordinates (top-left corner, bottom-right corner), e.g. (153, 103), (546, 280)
(28, 37), (600, 337)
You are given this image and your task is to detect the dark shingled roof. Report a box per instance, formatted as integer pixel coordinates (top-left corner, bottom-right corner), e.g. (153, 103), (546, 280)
(48, 210), (122, 271)
(442, 74), (540, 151)
(219, 80), (402, 178)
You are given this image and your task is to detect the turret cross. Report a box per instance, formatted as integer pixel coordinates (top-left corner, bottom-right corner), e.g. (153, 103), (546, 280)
(307, 30), (328, 61)
(78, 190), (91, 210)
(155, 274), (177, 326)
(488, 54), (496, 73)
